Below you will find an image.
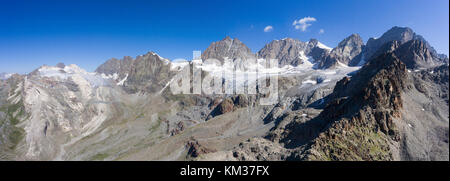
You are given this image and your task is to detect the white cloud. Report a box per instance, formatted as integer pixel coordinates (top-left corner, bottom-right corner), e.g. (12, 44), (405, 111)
(264, 25), (273, 32)
(319, 29), (325, 34)
(293, 16), (316, 32)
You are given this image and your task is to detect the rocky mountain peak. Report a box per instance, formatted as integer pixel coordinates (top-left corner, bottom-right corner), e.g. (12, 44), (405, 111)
(308, 38), (319, 46)
(223, 36), (232, 41)
(338, 34), (363, 48)
(123, 51), (174, 93)
(201, 36), (255, 63)
(394, 39), (444, 69)
(317, 34), (364, 68)
(257, 38), (309, 67)
(364, 26), (416, 60)
(56, 62), (66, 68)
(381, 26), (415, 43)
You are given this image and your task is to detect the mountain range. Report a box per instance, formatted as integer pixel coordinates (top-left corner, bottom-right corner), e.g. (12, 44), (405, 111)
(0, 26), (448, 160)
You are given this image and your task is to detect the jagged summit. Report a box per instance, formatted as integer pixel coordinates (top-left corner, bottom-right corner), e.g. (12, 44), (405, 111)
(258, 38), (308, 66)
(201, 36), (256, 63)
(258, 37), (332, 67)
(364, 26), (424, 60)
(317, 34), (364, 69)
(394, 39), (446, 69)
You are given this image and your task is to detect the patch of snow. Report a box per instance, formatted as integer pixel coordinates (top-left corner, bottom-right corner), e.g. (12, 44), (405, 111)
(323, 71), (336, 75)
(158, 77), (175, 95)
(170, 60), (189, 71)
(317, 42), (332, 51)
(150, 52), (170, 65)
(38, 64), (110, 87)
(193, 54), (362, 92)
(116, 74), (128, 86)
(336, 61), (349, 68)
(192, 59), (203, 64)
(100, 73), (119, 80)
(302, 79), (317, 85)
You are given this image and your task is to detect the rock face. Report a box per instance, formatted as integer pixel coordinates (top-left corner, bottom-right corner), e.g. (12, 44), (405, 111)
(394, 39), (446, 69)
(201, 36), (256, 63)
(361, 26), (448, 67)
(95, 52), (175, 93)
(257, 38), (332, 67)
(95, 56), (134, 79)
(258, 38), (309, 67)
(123, 52), (174, 93)
(364, 26), (416, 61)
(318, 34), (364, 68)
(256, 26), (447, 70)
(302, 52), (408, 160)
(186, 138), (216, 158)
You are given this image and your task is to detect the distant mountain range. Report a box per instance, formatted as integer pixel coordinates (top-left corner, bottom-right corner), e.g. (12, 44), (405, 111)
(0, 73), (12, 80)
(0, 26), (448, 161)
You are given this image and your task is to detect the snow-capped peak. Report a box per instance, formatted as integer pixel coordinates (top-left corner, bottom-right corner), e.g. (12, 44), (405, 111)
(37, 64), (111, 87)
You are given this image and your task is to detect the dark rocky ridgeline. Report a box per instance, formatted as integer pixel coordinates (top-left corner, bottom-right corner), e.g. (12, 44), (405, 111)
(298, 52), (408, 160)
(252, 51), (408, 161)
(256, 26), (448, 69)
(363, 26), (416, 61)
(394, 39), (449, 69)
(411, 64), (449, 104)
(361, 26), (448, 66)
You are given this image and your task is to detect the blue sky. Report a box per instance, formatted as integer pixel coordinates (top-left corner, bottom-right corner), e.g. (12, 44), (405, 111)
(0, 0), (448, 73)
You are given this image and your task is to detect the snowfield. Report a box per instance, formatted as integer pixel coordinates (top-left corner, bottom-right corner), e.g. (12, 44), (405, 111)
(38, 64), (117, 87)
